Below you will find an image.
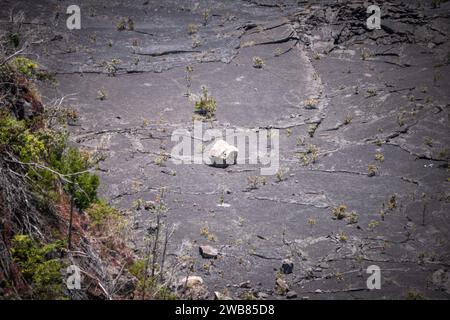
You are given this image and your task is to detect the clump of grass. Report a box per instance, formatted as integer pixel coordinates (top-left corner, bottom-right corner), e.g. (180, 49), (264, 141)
(194, 86), (217, 119)
(241, 41), (256, 48)
(96, 88), (107, 100)
(367, 164), (378, 177)
(247, 176), (267, 190)
(388, 194), (397, 210)
(275, 168), (286, 182)
(332, 205), (359, 225)
(423, 136), (433, 147)
(338, 231), (348, 242)
(308, 124), (318, 137)
(187, 23), (198, 35)
(365, 88), (377, 98)
(361, 48), (371, 60)
(103, 58), (121, 76)
(406, 290), (425, 300)
(344, 114), (353, 125)
(200, 224), (217, 242)
(332, 205), (348, 220)
(117, 17), (134, 31)
(375, 152), (384, 162)
(252, 56), (264, 69)
(202, 9), (211, 26)
(304, 98), (319, 109)
(347, 212), (359, 224)
(154, 153), (168, 166)
(368, 220), (379, 230)
(295, 144), (319, 166)
(274, 47), (283, 56)
(191, 35), (201, 48)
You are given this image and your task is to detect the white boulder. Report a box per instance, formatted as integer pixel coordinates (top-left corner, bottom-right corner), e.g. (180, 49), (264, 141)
(208, 139), (238, 167)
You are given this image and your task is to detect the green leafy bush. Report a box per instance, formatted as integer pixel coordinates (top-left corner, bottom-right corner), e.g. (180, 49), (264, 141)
(0, 113), (99, 209)
(11, 56), (54, 81)
(11, 235), (66, 299)
(86, 200), (121, 228)
(58, 147), (100, 210)
(194, 86), (217, 119)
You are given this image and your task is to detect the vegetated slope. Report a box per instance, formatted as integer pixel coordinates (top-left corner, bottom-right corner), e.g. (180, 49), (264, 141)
(0, 55), (137, 299)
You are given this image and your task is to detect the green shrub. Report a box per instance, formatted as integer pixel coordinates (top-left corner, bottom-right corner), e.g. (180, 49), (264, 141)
(194, 86), (217, 119)
(57, 147), (100, 210)
(11, 235), (66, 299)
(11, 56), (54, 81)
(86, 200), (121, 228)
(0, 113), (99, 209)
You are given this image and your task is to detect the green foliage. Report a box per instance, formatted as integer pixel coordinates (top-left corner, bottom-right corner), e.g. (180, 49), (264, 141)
(12, 56), (38, 77)
(0, 113), (99, 210)
(155, 286), (177, 300)
(128, 259), (146, 280)
(11, 56), (54, 81)
(11, 235), (66, 299)
(194, 86), (217, 119)
(128, 259), (177, 300)
(0, 112), (26, 146)
(86, 200), (121, 228)
(58, 147), (100, 210)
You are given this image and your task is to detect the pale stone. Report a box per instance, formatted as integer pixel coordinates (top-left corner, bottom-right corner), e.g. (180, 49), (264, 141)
(208, 139), (238, 167)
(178, 276), (204, 289)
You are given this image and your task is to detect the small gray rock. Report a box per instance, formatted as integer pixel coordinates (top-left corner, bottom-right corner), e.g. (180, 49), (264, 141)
(257, 292), (269, 299)
(239, 280), (251, 288)
(281, 259), (294, 274)
(286, 290), (298, 299)
(199, 245), (218, 259)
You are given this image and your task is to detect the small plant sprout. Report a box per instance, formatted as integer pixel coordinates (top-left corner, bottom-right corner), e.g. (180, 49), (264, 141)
(307, 217), (316, 235)
(361, 48), (371, 60)
(191, 36), (201, 48)
(296, 136), (305, 146)
(344, 114), (353, 125)
(368, 220), (379, 230)
(388, 194), (397, 210)
(375, 152), (384, 162)
(241, 41), (256, 48)
(141, 118), (150, 128)
(338, 231), (348, 242)
(308, 124), (318, 138)
(202, 9), (211, 26)
(347, 212), (359, 225)
(154, 153), (168, 166)
(423, 136), (433, 147)
(96, 88), (107, 100)
(117, 17), (134, 31)
(406, 290), (425, 300)
(187, 23), (198, 35)
(307, 217), (316, 226)
(367, 164), (378, 177)
(104, 58), (121, 76)
(304, 98), (319, 109)
(332, 205), (348, 220)
(237, 216), (245, 227)
(313, 52), (321, 60)
(252, 56), (264, 69)
(286, 128), (292, 137)
(194, 86), (217, 119)
(365, 88), (377, 98)
(116, 19), (126, 31)
(274, 47), (283, 56)
(332, 205), (358, 225)
(185, 65), (193, 97)
(276, 168), (286, 182)
(247, 176), (266, 190)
